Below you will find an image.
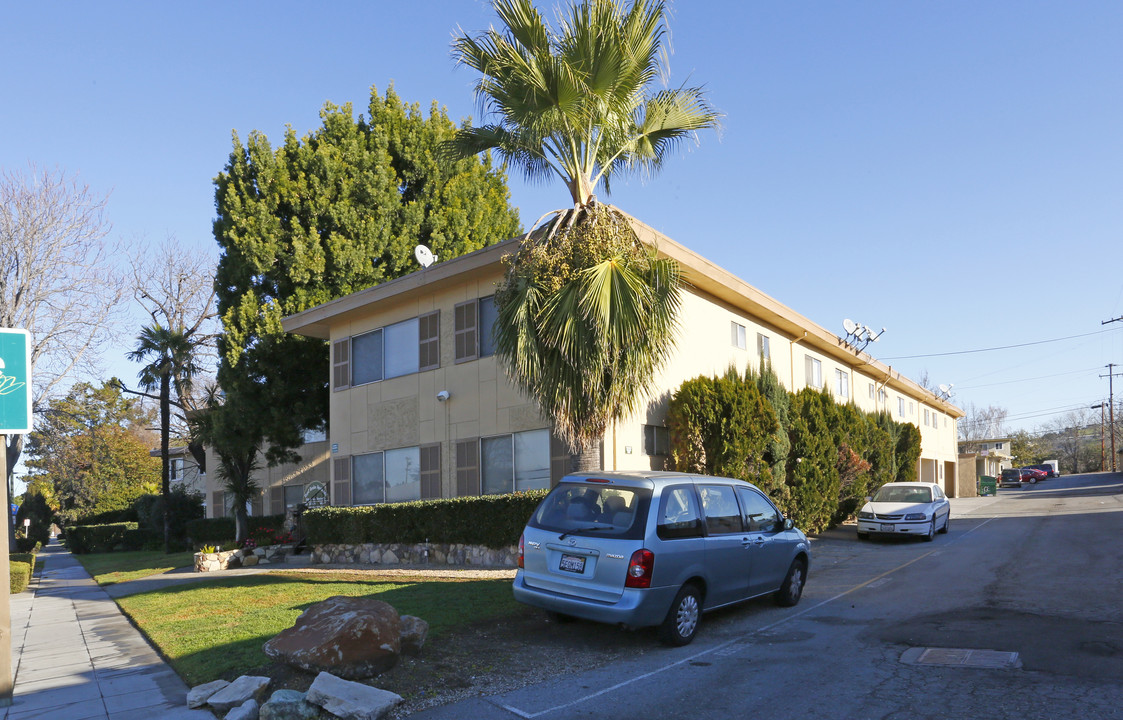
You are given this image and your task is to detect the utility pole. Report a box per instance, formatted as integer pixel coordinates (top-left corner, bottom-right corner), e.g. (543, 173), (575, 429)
(1101, 363), (1122, 472)
(1092, 403), (1106, 472)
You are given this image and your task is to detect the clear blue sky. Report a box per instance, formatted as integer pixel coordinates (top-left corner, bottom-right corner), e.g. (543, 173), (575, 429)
(3, 1), (1121, 436)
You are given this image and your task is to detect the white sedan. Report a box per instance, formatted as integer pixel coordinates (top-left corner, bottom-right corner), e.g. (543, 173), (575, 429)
(856, 482), (950, 542)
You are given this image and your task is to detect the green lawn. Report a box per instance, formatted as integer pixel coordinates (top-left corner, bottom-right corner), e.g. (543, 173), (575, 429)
(75, 550), (196, 586)
(115, 571), (521, 685)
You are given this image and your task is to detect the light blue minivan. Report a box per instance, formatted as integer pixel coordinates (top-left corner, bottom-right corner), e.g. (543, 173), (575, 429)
(513, 471), (811, 645)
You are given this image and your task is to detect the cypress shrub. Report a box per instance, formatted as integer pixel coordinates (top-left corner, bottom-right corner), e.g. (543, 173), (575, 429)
(785, 388), (840, 533)
(304, 491), (549, 549)
(895, 422), (923, 483)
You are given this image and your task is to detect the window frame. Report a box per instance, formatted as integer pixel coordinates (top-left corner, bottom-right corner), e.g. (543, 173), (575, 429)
(731, 321), (747, 350)
(805, 355), (822, 389)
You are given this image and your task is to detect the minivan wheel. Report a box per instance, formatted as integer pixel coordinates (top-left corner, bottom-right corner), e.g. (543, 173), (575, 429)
(775, 558), (806, 607)
(658, 584), (701, 646)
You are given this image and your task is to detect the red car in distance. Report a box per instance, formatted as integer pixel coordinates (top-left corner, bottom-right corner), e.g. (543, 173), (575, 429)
(1019, 467), (1047, 484)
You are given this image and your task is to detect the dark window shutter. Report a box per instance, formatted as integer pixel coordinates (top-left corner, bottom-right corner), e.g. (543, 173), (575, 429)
(251, 493), (264, 518)
(211, 491), (225, 518)
(420, 443), (442, 499)
(333, 338), (351, 391)
(333, 457), (352, 506)
(550, 432), (570, 486)
(456, 439), (480, 496)
(270, 488), (284, 516)
(454, 301), (478, 362)
(419, 311), (440, 371)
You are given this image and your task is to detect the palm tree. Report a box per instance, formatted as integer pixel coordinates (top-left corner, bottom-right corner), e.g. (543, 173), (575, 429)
(449, 0), (716, 467)
(127, 324), (199, 553)
(449, 0), (719, 212)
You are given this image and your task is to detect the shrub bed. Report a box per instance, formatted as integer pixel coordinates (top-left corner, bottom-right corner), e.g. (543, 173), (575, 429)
(63, 522), (139, 554)
(185, 515), (286, 548)
(304, 491), (548, 549)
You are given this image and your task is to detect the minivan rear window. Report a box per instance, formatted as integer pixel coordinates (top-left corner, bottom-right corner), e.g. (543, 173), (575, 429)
(529, 483), (652, 540)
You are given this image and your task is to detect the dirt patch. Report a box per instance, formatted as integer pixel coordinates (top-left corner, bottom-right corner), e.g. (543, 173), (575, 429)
(242, 567), (662, 716)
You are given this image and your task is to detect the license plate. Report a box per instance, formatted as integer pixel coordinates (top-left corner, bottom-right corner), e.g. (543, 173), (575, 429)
(559, 554), (586, 574)
(880, 523), (894, 532)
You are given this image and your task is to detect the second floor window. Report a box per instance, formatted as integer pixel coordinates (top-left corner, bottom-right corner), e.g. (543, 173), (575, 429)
(835, 369), (849, 399)
(805, 356), (822, 389)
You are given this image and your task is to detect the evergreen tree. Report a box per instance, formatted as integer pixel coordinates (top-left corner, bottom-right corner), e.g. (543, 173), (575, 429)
(213, 85), (521, 465)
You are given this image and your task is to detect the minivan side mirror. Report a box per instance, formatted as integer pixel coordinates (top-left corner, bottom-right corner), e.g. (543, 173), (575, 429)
(783, 518), (794, 531)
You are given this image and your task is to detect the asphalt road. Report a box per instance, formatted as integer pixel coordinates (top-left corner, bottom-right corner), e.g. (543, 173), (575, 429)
(412, 472), (1123, 719)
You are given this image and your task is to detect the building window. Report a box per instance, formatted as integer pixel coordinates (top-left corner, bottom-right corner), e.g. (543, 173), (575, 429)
(170, 457), (184, 481)
(644, 425), (670, 456)
(302, 425), (327, 444)
(995, 442), (1003, 450)
(351, 446), (423, 505)
(924, 409), (930, 426)
(805, 356), (822, 389)
(731, 322), (746, 350)
(757, 333), (770, 360)
(351, 329), (384, 386)
(479, 429), (551, 495)
(909, 402), (915, 416)
(283, 484), (304, 511)
(419, 311), (439, 371)
(835, 369), (849, 399)
(868, 383), (875, 400)
(879, 388), (888, 402)
(383, 318), (419, 379)
(898, 397), (905, 418)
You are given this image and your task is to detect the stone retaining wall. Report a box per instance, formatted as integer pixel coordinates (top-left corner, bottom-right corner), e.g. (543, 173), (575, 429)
(311, 542), (518, 568)
(194, 544), (293, 572)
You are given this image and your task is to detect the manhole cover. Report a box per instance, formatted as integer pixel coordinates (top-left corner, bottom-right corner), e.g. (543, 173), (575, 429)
(901, 647), (1020, 669)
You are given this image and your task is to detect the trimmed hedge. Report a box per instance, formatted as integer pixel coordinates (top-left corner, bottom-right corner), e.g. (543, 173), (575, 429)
(14, 538), (42, 554)
(10, 557), (31, 593)
(63, 522), (139, 554)
(185, 515), (286, 548)
(304, 491), (549, 550)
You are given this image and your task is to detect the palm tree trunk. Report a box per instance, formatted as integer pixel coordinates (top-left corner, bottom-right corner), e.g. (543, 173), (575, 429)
(160, 373), (171, 555)
(569, 440), (602, 474)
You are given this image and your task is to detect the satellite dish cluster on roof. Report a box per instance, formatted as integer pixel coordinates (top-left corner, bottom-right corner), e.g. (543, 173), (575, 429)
(841, 318), (886, 353)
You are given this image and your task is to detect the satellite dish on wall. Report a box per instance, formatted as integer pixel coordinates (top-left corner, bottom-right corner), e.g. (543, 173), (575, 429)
(938, 384), (951, 395)
(414, 245), (436, 268)
(843, 318), (857, 335)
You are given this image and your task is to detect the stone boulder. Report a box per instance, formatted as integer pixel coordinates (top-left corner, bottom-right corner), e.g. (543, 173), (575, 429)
(187, 679), (229, 708)
(305, 672), (402, 720)
(207, 675), (270, 713)
(260, 689), (329, 720)
(263, 596), (401, 679)
(399, 615), (429, 656)
(225, 698), (260, 720)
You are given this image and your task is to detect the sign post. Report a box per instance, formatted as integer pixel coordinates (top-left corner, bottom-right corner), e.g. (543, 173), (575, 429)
(0, 327), (33, 707)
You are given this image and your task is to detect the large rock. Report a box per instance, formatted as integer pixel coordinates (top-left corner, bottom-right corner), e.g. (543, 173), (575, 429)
(225, 699), (260, 720)
(305, 672), (402, 720)
(187, 679), (230, 708)
(263, 596), (401, 679)
(207, 675), (271, 712)
(260, 689), (328, 720)
(399, 615), (429, 656)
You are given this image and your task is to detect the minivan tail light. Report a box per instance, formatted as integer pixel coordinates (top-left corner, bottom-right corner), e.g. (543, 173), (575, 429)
(624, 549), (654, 589)
(517, 533), (524, 569)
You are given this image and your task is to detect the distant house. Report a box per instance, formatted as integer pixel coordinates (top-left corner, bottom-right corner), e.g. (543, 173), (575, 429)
(201, 428), (330, 519)
(957, 436), (1014, 495)
(150, 445), (205, 497)
(280, 213), (966, 503)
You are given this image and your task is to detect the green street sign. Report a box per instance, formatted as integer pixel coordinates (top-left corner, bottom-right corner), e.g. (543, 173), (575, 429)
(0, 329), (32, 434)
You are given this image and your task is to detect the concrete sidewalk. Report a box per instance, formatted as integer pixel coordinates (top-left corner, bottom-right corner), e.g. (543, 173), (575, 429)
(4, 540), (212, 720)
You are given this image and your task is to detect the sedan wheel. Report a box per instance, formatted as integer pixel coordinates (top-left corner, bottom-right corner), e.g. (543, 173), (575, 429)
(939, 514), (950, 534)
(659, 585), (701, 646)
(774, 558), (807, 607)
(923, 519), (936, 542)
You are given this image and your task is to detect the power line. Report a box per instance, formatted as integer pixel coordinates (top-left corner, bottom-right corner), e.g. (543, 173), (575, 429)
(880, 327), (1118, 360)
(956, 366), (1101, 390)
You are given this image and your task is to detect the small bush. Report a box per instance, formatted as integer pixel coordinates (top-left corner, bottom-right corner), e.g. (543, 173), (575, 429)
(9, 560), (31, 594)
(64, 522), (139, 554)
(304, 491), (549, 549)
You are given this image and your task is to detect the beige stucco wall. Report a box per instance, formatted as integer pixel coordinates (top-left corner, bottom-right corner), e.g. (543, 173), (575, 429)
(203, 440), (331, 519)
